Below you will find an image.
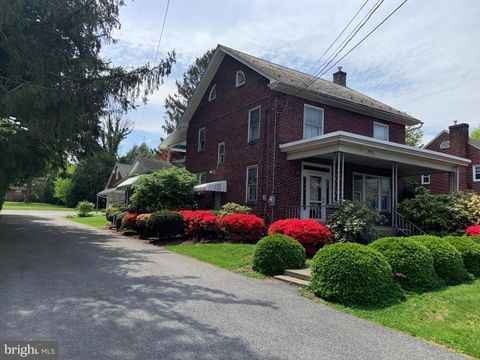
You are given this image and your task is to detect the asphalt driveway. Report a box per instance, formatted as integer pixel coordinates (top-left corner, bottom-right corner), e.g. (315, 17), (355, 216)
(0, 211), (468, 360)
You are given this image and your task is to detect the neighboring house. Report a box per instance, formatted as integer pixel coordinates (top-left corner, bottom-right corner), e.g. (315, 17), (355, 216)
(158, 141), (187, 165)
(421, 122), (480, 194)
(160, 44), (470, 230)
(97, 163), (132, 209)
(4, 185), (27, 202)
(114, 158), (175, 205)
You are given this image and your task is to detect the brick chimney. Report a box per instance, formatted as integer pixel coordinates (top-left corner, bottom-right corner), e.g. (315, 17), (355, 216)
(448, 121), (469, 157)
(333, 66), (347, 86)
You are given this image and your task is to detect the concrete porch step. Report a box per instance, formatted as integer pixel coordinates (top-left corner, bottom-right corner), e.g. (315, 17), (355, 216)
(274, 275), (310, 287)
(284, 268), (311, 281)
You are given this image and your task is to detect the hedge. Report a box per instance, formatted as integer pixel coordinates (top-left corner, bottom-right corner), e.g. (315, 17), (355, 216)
(222, 214), (265, 242)
(252, 234), (306, 276)
(369, 237), (444, 292)
(443, 236), (480, 276)
(310, 243), (404, 307)
(147, 210), (184, 239)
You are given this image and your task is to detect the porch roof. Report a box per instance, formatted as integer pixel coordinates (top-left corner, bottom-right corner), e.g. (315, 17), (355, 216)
(279, 131), (471, 175)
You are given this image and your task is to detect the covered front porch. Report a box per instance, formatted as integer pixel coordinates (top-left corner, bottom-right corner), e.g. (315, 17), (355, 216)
(279, 131), (470, 229)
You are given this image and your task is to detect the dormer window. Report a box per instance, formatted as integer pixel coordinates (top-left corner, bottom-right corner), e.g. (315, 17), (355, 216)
(236, 70), (246, 87)
(208, 84), (216, 101)
(440, 140), (450, 149)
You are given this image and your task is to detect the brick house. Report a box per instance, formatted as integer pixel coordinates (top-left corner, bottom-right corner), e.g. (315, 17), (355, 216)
(421, 122), (480, 194)
(160, 45), (470, 229)
(4, 185), (27, 202)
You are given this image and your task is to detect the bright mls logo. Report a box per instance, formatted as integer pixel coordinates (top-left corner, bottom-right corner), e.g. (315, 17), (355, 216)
(0, 342), (58, 360)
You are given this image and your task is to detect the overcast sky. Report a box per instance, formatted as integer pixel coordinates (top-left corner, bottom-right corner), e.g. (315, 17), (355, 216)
(102, 0), (480, 154)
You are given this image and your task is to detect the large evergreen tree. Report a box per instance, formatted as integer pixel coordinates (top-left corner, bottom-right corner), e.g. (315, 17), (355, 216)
(163, 49), (214, 134)
(0, 0), (175, 207)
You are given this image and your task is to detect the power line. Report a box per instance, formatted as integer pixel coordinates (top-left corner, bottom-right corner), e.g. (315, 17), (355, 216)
(318, 0), (408, 78)
(304, 0), (371, 77)
(299, 0), (385, 93)
(133, 0), (171, 147)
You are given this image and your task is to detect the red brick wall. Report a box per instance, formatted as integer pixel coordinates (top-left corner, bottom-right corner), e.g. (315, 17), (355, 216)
(186, 54), (407, 220)
(4, 188), (26, 202)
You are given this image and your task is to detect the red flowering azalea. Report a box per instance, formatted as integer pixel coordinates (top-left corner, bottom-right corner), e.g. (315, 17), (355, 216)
(466, 225), (480, 237)
(122, 213), (138, 229)
(180, 210), (221, 239)
(222, 214), (265, 242)
(269, 218), (334, 256)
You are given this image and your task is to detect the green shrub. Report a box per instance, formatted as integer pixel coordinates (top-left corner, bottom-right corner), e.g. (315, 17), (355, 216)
(106, 207), (121, 222)
(76, 200), (94, 217)
(326, 200), (384, 244)
(397, 191), (476, 235)
(218, 202), (252, 216)
(409, 236), (473, 285)
(444, 236), (480, 276)
(310, 243), (404, 307)
(114, 211), (128, 229)
(471, 237), (480, 246)
(252, 234), (306, 276)
(146, 210), (185, 239)
(130, 168), (197, 213)
(369, 237), (444, 291)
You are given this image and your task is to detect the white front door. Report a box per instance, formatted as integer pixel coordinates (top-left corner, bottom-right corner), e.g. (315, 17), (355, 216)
(301, 170), (329, 220)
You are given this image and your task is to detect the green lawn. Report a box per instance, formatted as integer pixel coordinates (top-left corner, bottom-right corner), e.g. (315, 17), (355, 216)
(164, 243), (262, 278)
(2, 201), (74, 211)
(303, 280), (480, 359)
(67, 215), (109, 229)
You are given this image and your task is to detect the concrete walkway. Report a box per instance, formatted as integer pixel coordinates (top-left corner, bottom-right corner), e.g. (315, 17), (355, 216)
(0, 211), (468, 360)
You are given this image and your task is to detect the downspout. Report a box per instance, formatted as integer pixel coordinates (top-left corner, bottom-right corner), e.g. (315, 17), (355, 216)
(270, 95), (279, 222)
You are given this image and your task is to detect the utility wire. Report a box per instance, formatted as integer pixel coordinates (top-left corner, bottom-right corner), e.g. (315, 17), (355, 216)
(133, 0), (171, 148)
(318, 0), (408, 78)
(304, 0), (370, 76)
(299, 0), (384, 93)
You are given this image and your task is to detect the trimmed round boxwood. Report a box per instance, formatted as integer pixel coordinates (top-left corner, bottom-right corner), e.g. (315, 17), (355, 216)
(146, 210), (185, 239)
(444, 236), (480, 276)
(310, 243), (404, 307)
(471, 236), (480, 246)
(369, 237), (444, 292)
(252, 234), (306, 276)
(410, 236), (473, 285)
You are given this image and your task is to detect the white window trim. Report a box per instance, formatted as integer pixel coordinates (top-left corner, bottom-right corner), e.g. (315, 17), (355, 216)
(208, 84), (216, 101)
(440, 140), (450, 149)
(303, 104), (324, 139)
(235, 70), (246, 87)
(352, 172), (391, 212)
(245, 165), (259, 202)
(217, 142), (225, 164)
(197, 172), (207, 185)
(198, 127), (206, 152)
(473, 165), (480, 182)
(421, 174), (431, 185)
(248, 106), (261, 142)
(373, 122), (389, 141)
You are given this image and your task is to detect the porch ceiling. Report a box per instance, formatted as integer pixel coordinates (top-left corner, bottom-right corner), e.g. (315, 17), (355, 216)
(280, 131), (471, 176)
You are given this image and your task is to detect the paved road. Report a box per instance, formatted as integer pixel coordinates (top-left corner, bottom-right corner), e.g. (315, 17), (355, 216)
(0, 211), (468, 360)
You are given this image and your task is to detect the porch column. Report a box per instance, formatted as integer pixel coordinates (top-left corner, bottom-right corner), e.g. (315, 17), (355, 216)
(333, 152), (345, 203)
(391, 162), (398, 226)
(449, 169), (460, 192)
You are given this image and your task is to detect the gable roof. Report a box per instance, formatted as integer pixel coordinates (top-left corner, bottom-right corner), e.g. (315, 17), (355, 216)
(161, 44), (421, 148)
(128, 158), (174, 176)
(424, 128), (480, 151)
(116, 163), (133, 178)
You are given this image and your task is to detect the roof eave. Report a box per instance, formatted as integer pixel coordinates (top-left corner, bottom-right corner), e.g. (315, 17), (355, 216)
(269, 82), (421, 127)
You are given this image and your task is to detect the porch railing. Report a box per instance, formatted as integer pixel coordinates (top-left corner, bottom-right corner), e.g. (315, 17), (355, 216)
(392, 209), (426, 237)
(285, 205), (324, 220)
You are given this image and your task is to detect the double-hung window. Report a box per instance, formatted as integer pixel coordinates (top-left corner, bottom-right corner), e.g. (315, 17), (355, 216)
(218, 142), (225, 164)
(421, 174), (431, 185)
(303, 105), (324, 139)
(246, 165), (258, 202)
(473, 165), (480, 182)
(198, 127), (206, 152)
(373, 122), (389, 141)
(248, 107), (260, 142)
(197, 172), (207, 185)
(353, 173), (391, 212)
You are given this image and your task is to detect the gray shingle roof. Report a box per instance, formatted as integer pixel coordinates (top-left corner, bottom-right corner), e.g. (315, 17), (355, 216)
(129, 158), (174, 175)
(116, 163), (132, 178)
(220, 45), (419, 124)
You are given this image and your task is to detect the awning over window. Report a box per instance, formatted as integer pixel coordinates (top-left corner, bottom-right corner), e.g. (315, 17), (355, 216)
(116, 175), (140, 190)
(194, 181), (227, 193)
